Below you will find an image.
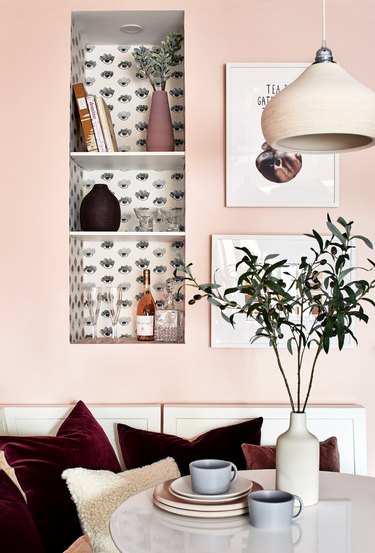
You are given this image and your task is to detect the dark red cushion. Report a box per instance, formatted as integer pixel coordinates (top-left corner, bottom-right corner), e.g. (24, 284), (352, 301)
(118, 417), (263, 475)
(0, 401), (121, 553)
(0, 469), (44, 553)
(241, 436), (340, 472)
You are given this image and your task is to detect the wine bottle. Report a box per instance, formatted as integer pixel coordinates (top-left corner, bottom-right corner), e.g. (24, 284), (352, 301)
(136, 269), (156, 341)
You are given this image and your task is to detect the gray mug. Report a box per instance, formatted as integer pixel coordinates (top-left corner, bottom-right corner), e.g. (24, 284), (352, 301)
(246, 525), (301, 553)
(248, 489), (303, 529)
(189, 459), (238, 494)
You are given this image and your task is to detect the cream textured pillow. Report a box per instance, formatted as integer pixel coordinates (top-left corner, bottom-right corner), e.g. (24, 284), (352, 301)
(62, 457), (180, 553)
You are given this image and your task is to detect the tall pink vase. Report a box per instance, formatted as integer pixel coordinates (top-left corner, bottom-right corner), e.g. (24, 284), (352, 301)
(146, 90), (175, 152)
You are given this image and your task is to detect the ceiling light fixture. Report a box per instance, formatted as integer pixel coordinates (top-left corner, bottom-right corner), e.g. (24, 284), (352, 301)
(120, 24), (144, 34)
(261, 0), (375, 154)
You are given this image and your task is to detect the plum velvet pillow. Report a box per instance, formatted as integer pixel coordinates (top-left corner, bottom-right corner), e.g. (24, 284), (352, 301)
(118, 417), (263, 475)
(241, 436), (340, 472)
(0, 400), (121, 553)
(0, 469), (44, 553)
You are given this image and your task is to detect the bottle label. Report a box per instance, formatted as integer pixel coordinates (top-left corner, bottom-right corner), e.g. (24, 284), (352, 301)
(136, 315), (154, 336)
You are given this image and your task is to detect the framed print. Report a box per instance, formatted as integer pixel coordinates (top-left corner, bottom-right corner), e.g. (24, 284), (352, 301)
(226, 63), (339, 207)
(211, 234), (354, 348)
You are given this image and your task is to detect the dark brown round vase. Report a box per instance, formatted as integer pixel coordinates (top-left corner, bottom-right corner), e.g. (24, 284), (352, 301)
(80, 184), (121, 231)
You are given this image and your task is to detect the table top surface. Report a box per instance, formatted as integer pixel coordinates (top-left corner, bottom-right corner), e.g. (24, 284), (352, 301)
(110, 469), (375, 553)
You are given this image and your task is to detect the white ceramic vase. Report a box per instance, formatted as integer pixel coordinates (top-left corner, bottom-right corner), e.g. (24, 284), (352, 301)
(276, 412), (319, 506)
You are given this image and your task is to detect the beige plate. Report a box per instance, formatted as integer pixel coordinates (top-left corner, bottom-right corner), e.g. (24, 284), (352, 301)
(153, 497), (249, 518)
(153, 479), (262, 517)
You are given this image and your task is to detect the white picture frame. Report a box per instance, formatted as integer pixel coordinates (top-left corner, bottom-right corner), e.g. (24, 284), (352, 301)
(211, 234), (354, 349)
(226, 63), (339, 207)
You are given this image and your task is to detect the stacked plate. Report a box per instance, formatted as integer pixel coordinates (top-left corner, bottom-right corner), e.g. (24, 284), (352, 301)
(153, 475), (260, 518)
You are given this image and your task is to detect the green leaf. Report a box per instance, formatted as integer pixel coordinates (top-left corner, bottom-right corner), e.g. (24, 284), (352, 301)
(250, 333), (269, 344)
(323, 334), (330, 353)
(340, 267), (356, 280)
(220, 310), (235, 326)
(336, 313), (345, 350)
(199, 283), (221, 291)
(207, 296), (224, 308)
(362, 297), (375, 308)
(286, 337), (294, 355)
(312, 229), (324, 250)
(264, 253), (280, 262)
(345, 327), (358, 345)
(352, 235), (374, 249)
(350, 310), (369, 323)
(266, 281), (292, 299)
(336, 216), (349, 227)
(263, 259), (288, 277)
(224, 286), (241, 296)
(327, 221), (347, 245)
(235, 246), (255, 260)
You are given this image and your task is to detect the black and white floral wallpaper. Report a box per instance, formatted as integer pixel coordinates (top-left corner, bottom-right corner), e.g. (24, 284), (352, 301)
(69, 17), (185, 343)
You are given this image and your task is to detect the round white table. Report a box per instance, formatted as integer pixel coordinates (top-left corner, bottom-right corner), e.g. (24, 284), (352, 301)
(110, 469), (375, 553)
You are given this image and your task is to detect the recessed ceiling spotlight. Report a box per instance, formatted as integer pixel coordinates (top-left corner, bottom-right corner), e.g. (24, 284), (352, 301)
(120, 24), (144, 34)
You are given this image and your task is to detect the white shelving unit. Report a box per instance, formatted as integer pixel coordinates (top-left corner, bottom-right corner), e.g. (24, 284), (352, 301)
(70, 152), (185, 171)
(69, 10), (185, 344)
(70, 231), (185, 241)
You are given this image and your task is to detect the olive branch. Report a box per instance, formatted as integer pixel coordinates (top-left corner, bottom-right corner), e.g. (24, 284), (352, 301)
(175, 215), (375, 412)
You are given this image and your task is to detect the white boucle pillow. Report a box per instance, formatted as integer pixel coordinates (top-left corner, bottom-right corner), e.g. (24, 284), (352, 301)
(62, 457), (180, 553)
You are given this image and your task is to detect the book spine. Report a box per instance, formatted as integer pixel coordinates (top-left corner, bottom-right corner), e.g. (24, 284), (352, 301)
(86, 95), (107, 152)
(104, 101), (119, 153)
(95, 97), (116, 152)
(73, 83), (98, 152)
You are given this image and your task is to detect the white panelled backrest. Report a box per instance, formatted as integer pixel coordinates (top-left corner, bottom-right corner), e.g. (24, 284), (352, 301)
(0, 404), (161, 467)
(163, 404), (367, 476)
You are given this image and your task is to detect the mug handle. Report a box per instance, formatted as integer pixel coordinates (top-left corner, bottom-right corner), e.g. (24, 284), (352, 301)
(229, 462), (238, 482)
(292, 495), (303, 520)
(291, 522), (302, 546)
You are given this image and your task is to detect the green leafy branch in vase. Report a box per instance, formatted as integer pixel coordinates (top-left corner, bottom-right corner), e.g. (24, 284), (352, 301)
(175, 215), (375, 413)
(132, 32), (184, 91)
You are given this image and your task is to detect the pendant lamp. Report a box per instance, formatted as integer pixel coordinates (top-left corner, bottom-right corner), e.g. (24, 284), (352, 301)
(261, 0), (375, 154)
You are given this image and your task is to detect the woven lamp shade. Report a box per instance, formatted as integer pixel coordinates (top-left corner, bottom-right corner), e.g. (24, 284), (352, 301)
(261, 62), (375, 154)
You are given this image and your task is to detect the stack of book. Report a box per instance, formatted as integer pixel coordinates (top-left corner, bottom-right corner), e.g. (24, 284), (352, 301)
(73, 83), (118, 152)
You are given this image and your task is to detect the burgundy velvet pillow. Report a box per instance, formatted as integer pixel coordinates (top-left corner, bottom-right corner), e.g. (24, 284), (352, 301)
(0, 469), (44, 553)
(241, 436), (340, 472)
(0, 401), (121, 553)
(118, 417), (263, 476)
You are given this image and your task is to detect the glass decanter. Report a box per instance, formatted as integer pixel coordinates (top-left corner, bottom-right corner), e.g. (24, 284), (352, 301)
(155, 278), (184, 343)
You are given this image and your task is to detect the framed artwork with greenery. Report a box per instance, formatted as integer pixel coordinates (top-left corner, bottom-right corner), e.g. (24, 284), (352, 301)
(226, 63), (339, 207)
(210, 234), (354, 348)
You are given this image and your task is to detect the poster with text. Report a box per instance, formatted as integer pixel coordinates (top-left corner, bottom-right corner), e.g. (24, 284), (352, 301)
(226, 63), (339, 207)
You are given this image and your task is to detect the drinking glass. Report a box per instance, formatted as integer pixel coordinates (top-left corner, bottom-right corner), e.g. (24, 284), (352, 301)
(161, 207), (184, 231)
(106, 286), (123, 341)
(134, 207), (158, 231)
(84, 286), (102, 340)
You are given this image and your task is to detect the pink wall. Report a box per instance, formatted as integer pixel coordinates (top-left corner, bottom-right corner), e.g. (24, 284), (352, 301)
(1, 0), (375, 472)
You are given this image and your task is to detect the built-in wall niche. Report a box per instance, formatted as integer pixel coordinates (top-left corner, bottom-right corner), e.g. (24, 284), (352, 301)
(70, 10), (185, 153)
(69, 10), (186, 344)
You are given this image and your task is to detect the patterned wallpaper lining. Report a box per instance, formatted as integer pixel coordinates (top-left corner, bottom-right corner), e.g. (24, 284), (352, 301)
(69, 15), (185, 343)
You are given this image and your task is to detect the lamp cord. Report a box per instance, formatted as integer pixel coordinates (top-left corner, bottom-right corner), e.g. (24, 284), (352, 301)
(322, 0), (327, 48)
(314, 0), (333, 62)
